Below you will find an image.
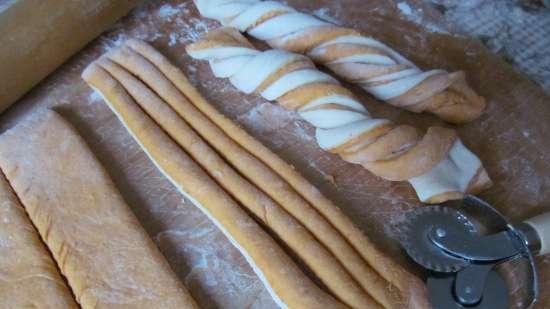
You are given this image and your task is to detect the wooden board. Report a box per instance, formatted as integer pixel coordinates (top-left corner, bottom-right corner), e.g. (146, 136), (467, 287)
(1, 0), (549, 308)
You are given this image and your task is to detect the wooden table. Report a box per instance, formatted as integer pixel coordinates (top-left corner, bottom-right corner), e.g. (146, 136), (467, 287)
(2, 0), (549, 308)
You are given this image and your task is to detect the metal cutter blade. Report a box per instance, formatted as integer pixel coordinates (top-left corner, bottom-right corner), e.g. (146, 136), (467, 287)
(396, 196), (539, 309)
(397, 205), (478, 272)
(460, 196), (538, 309)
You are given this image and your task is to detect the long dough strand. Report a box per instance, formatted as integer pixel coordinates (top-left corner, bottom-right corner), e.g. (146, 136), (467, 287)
(124, 38), (430, 309)
(192, 0), (486, 124)
(0, 172), (79, 309)
(99, 39), (422, 309)
(95, 55), (383, 309)
(0, 111), (200, 309)
(187, 28), (492, 204)
(82, 62), (351, 309)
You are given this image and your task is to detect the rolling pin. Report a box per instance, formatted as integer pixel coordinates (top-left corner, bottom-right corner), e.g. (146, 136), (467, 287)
(0, 0), (140, 113)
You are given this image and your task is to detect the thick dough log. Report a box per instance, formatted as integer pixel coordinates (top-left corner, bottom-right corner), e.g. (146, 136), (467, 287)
(82, 61), (350, 309)
(192, 0), (486, 124)
(187, 28), (492, 203)
(0, 0), (139, 112)
(0, 110), (200, 309)
(121, 38), (431, 309)
(0, 172), (79, 309)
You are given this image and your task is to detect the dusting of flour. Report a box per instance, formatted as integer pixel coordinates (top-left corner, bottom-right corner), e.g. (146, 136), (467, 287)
(238, 103), (314, 148)
(157, 3), (181, 19)
(396, 1), (450, 34)
(312, 7), (341, 25)
(98, 1), (215, 53)
(88, 89), (103, 104)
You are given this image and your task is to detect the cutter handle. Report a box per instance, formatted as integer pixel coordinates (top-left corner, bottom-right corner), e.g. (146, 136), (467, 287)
(522, 211), (550, 256)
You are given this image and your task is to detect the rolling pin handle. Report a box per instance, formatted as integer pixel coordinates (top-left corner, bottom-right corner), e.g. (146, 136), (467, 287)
(518, 211), (550, 256)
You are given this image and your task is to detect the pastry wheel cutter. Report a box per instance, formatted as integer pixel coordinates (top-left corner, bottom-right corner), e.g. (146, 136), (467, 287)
(396, 195), (550, 309)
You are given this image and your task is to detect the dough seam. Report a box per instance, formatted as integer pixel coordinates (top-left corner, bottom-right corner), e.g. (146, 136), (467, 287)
(102, 41), (418, 308)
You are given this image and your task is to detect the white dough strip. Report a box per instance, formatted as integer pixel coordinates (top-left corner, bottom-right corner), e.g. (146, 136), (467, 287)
(192, 0), (487, 123)
(187, 27), (492, 203)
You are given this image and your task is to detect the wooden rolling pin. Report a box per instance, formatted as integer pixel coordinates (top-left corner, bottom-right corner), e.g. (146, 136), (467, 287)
(0, 0), (140, 113)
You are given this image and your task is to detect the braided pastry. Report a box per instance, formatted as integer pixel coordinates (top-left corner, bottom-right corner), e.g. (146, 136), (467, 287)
(186, 27), (492, 203)
(192, 0), (487, 124)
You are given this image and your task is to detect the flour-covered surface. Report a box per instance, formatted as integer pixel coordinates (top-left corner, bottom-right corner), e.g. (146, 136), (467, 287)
(0, 0), (549, 308)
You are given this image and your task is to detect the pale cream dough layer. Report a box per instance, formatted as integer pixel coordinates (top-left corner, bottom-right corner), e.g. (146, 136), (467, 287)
(82, 39), (431, 309)
(0, 110), (200, 309)
(0, 171), (79, 309)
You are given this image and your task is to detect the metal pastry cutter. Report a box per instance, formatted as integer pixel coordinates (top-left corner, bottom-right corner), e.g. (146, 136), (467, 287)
(397, 195), (550, 309)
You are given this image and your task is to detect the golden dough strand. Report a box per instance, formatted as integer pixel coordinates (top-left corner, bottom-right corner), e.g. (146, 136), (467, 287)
(127, 38), (432, 309)
(95, 55), (383, 309)
(83, 57), (351, 309)
(106, 41), (409, 309)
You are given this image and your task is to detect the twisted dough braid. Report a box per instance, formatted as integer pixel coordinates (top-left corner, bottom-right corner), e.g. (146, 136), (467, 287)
(187, 28), (491, 203)
(192, 0), (487, 124)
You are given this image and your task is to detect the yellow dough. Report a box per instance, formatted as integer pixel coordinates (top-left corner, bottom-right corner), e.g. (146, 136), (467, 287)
(0, 110), (200, 309)
(83, 39), (431, 309)
(83, 57), (351, 309)
(0, 172), (78, 309)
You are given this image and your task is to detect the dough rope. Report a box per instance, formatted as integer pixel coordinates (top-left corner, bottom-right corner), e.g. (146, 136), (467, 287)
(186, 28), (492, 203)
(83, 54), (351, 309)
(192, 0), (487, 124)
(83, 39), (431, 309)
